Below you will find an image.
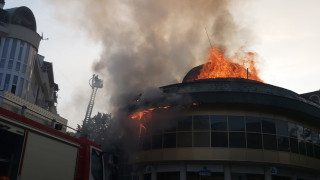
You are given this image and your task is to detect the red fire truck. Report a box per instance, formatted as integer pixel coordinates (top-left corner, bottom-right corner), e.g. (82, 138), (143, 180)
(0, 107), (104, 180)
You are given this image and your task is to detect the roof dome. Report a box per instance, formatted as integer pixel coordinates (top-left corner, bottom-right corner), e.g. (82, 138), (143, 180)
(5, 6), (36, 31)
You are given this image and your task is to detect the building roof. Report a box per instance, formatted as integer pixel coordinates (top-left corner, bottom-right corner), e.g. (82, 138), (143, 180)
(2, 6), (36, 31)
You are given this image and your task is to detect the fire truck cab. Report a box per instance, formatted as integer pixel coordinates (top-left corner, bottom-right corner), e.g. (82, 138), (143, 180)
(0, 107), (104, 180)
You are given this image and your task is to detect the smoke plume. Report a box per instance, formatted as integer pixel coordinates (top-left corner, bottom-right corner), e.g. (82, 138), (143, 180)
(47, 0), (254, 114)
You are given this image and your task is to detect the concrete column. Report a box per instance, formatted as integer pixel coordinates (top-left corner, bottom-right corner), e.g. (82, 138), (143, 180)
(180, 164), (187, 180)
(264, 167), (272, 180)
(151, 166), (157, 180)
(224, 164), (231, 180)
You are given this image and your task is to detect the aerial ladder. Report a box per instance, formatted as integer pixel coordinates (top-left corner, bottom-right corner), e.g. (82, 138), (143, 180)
(83, 74), (103, 134)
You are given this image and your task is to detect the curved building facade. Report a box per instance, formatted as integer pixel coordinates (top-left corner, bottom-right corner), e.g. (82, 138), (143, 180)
(134, 77), (320, 180)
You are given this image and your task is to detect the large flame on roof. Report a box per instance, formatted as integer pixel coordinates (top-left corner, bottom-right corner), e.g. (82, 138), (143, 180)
(195, 47), (263, 82)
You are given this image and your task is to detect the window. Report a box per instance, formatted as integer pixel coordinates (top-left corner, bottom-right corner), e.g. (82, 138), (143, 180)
(11, 76), (18, 94)
(4, 74), (11, 91)
(228, 116), (245, 131)
(247, 133), (262, 149)
(177, 132), (192, 147)
(296, 125), (303, 140)
(288, 122), (297, 138)
(211, 132), (228, 147)
(152, 134), (162, 149)
(0, 73), (3, 87)
(15, 62), (21, 72)
(178, 116), (192, 131)
(9, 39), (17, 60)
(22, 64), (27, 74)
(1, 38), (10, 58)
(91, 149), (103, 180)
(306, 142), (314, 157)
(277, 136), (289, 152)
(262, 118), (276, 134)
(229, 132), (246, 148)
(290, 138), (299, 153)
(263, 134), (277, 150)
(193, 115), (209, 130)
(303, 127), (312, 142)
(17, 78), (24, 97)
(194, 132), (210, 147)
(276, 120), (288, 136)
(210, 115), (227, 131)
(163, 133), (176, 148)
(17, 41), (24, 61)
(246, 116), (261, 133)
(7, 60), (13, 70)
(299, 140), (306, 155)
(23, 44), (30, 64)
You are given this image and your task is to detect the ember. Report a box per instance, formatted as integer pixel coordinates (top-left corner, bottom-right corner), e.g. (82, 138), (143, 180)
(195, 47), (263, 82)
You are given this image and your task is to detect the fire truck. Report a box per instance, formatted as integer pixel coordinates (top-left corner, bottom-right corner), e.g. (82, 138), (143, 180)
(0, 107), (104, 180)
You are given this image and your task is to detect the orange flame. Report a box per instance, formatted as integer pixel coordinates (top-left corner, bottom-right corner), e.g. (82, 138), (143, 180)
(130, 106), (170, 137)
(196, 47), (263, 82)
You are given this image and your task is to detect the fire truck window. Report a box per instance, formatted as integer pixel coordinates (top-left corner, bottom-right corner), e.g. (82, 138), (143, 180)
(163, 133), (176, 148)
(193, 115), (209, 131)
(306, 142), (314, 157)
(229, 132), (245, 148)
(177, 132), (192, 147)
(194, 132), (210, 147)
(247, 133), (262, 149)
(290, 138), (299, 154)
(152, 134), (162, 149)
(178, 116), (192, 131)
(210, 115), (227, 131)
(229, 116), (245, 131)
(277, 136), (289, 152)
(246, 116), (261, 133)
(262, 118), (276, 134)
(276, 120), (288, 136)
(211, 132), (228, 147)
(91, 149), (103, 180)
(0, 128), (24, 180)
(263, 134), (277, 150)
(288, 122), (298, 138)
(298, 140), (306, 155)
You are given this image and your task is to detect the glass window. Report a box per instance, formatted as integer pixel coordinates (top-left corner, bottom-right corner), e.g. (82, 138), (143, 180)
(194, 132), (210, 147)
(22, 64), (27, 74)
(228, 116), (245, 131)
(17, 78), (24, 97)
(17, 41), (24, 61)
(229, 132), (245, 148)
(178, 116), (192, 131)
(299, 140), (306, 155)
(211, 132), (228, 147)
(23, 44), (30, 64)
(0, 73), (2, 87)
(15, 62), (20, 72)
(297, 125), (303, 140)
(91, 149), (103, 180)
(277, 136), (289, 152)
(193, 115), (209, 131)
(210, 115), (227, 131)
(303, 127), (312, 142)
(9, 39), (17, 59)
(8, 60), (13, 70)
(1, 38), (10, 58)
(141, 136), (151, 150)
(163, 133), (176, 148)
(288, 122), (297, 137)
(276, 120), (288, 136)
(263, 134), (277, 150)
(290, 138), (299, 154)
(246, 116), (261, 133)
(306, 142), (314, 157)
(247, 133), (262, 149)
(177, 132), (192, 147)
(311, 131), (319, 144)
(0, 59), (5, 68)
(152, 134), (162, 149)
(262, 118), (276, 134)
(4, 74), (11, 91)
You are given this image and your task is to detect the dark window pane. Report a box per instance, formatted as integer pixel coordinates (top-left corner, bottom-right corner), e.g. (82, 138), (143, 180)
(277, 136), (289, 152)
(9, 39), (17, 59)
(288, 122), (297, 137)
(263, 134), (277, 150)
(211, 132), (228, 147)
(247, 133), (262, 149)
(228, 116), (245, 131)
(210, 115), (227, 131)
(262, 118), (276, 134)
(297, 125), (303, 140)
(194, 132), (210, 147)
(177, 132), (192, 147)
(164, 120), (176, 132)
(229, 132), (245, 148)
(246, 116), (261, 133)
(193, 115), (209, 131)
(306, 142), (314, 157)
(314, 145), (320, 159)
(303, 127), (312, 142)
(140, 135), (151, 150)
(152, 134), (162, 149)
(290, 138), (299, 154)
(163, 133), (176, 148)
(276, 120), (288, 136)
(311, 130), (319, 144)
(299, 140), (306, 155)
(178, 116), (192, 131)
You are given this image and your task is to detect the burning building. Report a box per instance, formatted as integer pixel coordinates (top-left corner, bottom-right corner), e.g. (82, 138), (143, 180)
(127, 48), (320, 180)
